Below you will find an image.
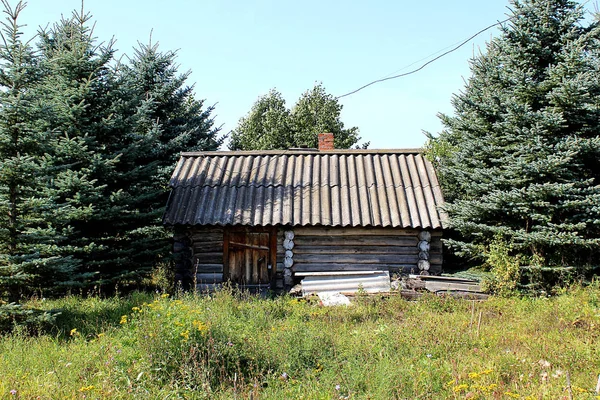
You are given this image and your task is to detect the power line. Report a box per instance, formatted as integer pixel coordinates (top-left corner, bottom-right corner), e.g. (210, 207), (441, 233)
(336, 17), (513, 99)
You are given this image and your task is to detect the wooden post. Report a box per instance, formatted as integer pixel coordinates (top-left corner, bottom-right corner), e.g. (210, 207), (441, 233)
(269, 227), (277, 287)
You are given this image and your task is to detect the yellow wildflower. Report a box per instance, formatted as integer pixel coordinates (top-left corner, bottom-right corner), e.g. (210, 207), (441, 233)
(160, 293), (169, 298)
(453, 384), (468, 392)
(79, 385), (94, 392)
(180, 330), (190, 340)
(504, 392), (520, 398)
(468, 372), (481, 379)
(192, 320), (208, 335)
(70, 328), (79, 336)
(120, 315), (127, 324)
(97, 333), (105, 338)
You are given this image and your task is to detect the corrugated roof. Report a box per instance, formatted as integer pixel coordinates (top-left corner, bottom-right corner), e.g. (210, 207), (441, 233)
(163, 149), (447, 229)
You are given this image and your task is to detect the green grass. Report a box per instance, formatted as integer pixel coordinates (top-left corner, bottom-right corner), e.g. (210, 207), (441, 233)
(1, 285), (599, 399)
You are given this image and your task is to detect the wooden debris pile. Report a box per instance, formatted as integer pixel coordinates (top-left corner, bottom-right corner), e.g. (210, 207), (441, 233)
(397, 274), (489, 300)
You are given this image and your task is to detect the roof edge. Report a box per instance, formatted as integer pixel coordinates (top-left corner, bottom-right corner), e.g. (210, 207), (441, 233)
(180, 148), (424, 157)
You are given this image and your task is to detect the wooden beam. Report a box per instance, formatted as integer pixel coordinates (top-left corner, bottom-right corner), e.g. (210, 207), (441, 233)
(229, 241), (270, 251)
(222, 229), (229, 280)
(294, 236), (418, 247)
(296, 271), (384, 276)
(292, 246), (419, 255)
(294, 227), (422, 236)
(270, 227), (278, 284)
(293, 253), (419, 264)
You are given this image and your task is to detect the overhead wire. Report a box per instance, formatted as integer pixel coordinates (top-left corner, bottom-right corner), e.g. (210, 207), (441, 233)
(187, 15), (518, 188)
(335, 16), (514, 99)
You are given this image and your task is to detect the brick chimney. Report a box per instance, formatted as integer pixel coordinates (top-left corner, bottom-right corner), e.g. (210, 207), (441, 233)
(318, 133), (334, 151)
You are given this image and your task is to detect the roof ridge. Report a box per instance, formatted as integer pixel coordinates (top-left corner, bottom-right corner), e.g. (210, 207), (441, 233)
(181, 148), (424, 157)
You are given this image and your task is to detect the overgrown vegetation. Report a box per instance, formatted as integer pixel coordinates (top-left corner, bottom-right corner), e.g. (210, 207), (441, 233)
(1, 287), (599, 398)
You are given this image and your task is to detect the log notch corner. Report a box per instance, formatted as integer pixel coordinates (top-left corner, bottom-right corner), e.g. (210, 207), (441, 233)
(283, 230), (295, 290)
(417, 230), (431, 275)
(173, 228), (194, 290)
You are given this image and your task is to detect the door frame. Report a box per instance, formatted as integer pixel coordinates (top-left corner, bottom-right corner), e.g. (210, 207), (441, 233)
(223, 226), (278, 287)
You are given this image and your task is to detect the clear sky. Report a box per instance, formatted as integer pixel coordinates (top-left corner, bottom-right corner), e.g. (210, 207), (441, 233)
(17, 0), (591, 149)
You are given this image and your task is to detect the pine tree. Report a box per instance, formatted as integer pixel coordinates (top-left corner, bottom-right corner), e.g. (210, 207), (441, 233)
(428, 0), (600, 276)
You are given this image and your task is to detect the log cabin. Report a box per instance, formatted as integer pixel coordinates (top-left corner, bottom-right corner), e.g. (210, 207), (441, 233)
(163, 133), (447, 293)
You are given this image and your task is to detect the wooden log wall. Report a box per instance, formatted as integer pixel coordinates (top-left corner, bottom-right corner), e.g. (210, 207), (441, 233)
(281, 227), (442, 279)
(189, 226), (224, 285)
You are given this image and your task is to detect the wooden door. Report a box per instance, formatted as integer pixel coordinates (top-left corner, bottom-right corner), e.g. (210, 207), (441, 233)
(224, 229), (275, 286)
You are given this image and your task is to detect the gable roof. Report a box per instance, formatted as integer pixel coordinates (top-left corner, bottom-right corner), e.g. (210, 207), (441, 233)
(163, 149), (446, 229)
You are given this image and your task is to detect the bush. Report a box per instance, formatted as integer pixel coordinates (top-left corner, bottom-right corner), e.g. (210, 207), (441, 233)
(481, 236), (521, 296)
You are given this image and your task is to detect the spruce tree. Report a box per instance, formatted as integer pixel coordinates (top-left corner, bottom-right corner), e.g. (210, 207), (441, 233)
(83, 40), (222, 286)
(0, 1), (93, 299)
(37, 18), (222, 287)
(428, 0), (600, 277)
(0, 2), (222, 294)
(35, 9), (124, 288)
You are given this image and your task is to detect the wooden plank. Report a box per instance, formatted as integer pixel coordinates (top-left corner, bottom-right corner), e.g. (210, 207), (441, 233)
(189, 228), (224, 237)
(196, 273), (223, 283)
(400, 289), (423, 300)
(294, 236), (418, 247)
(195, 263), (223, 273)
(293, 254), (419, 264)
(192, 241), (223, 252)
(270, 227), (278, 281)
(425, 281), (482, 293)
(223, 229), (230, 280)
(294, 263), (417, 272)
(293, 246), (419, 255)
(296, 271), (384, 276)
(295, 227), (443, 237)
(409, 274), (477, 283)
(190, 233), (223, 242)
(193, 252), (223, 264)
(294, 227), (420, 236)
(229, 241), (270, 251)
